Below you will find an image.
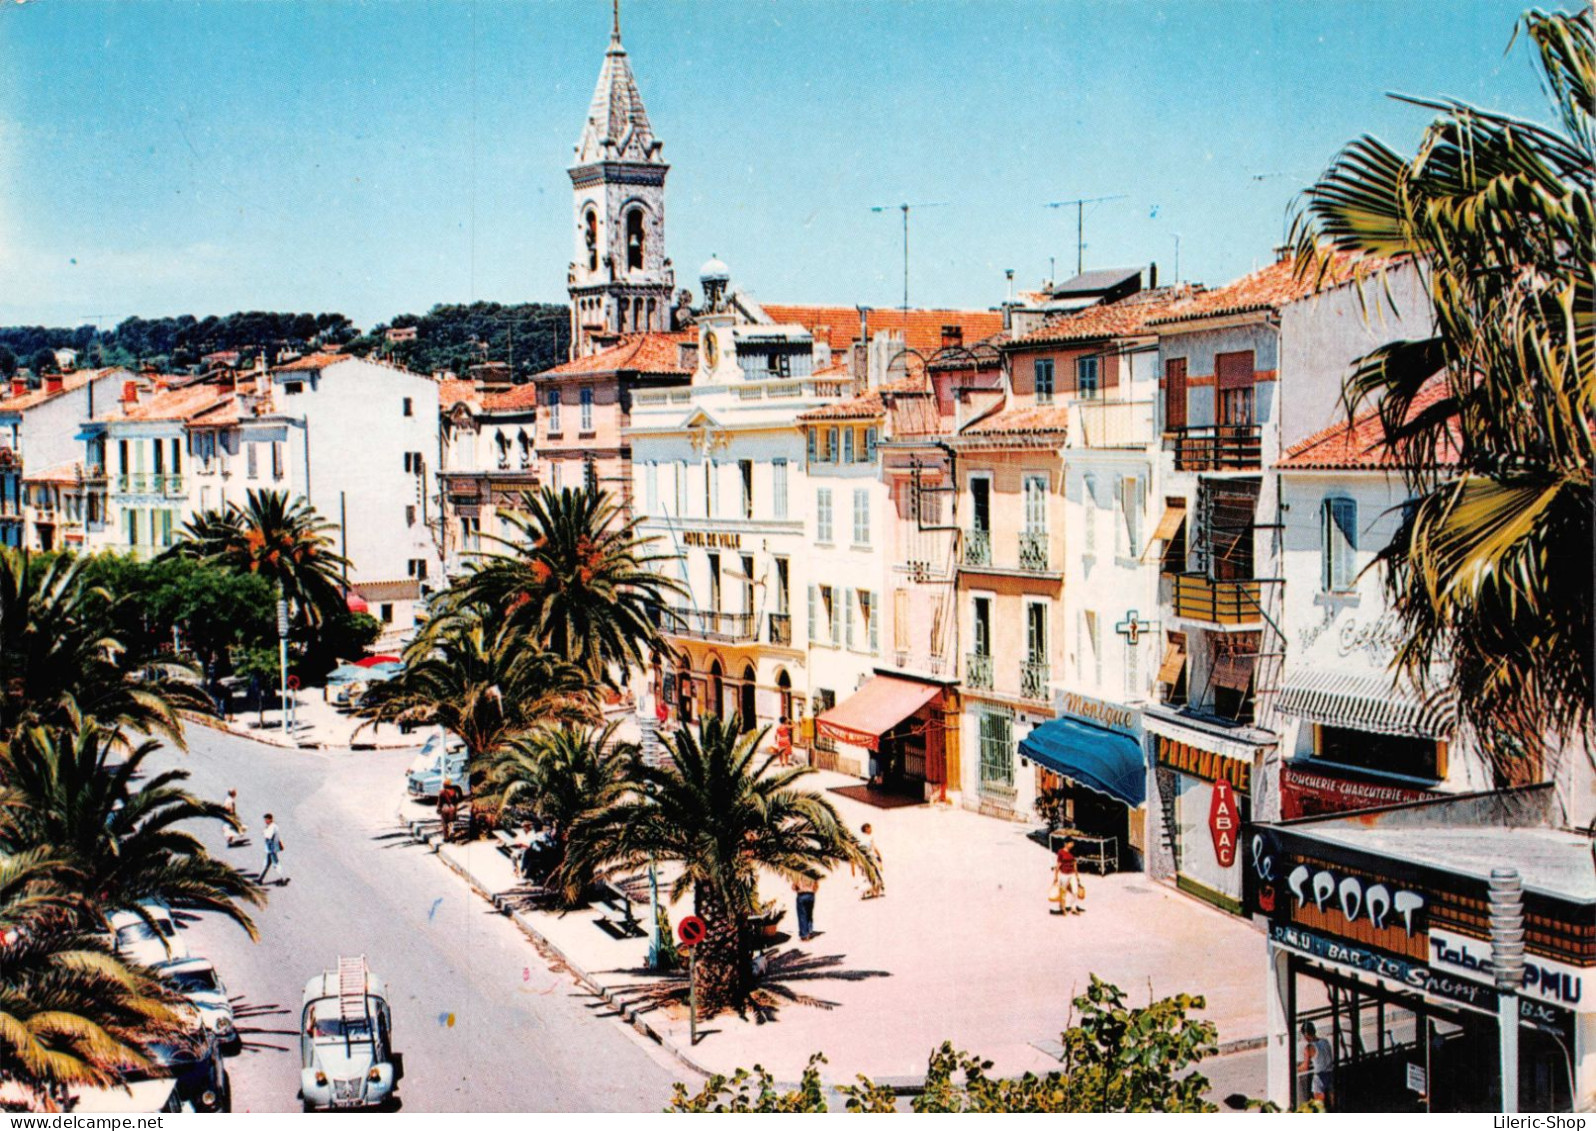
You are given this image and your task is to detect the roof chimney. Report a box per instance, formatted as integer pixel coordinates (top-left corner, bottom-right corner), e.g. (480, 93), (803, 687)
(43, 373), (64, 395)
(9, 377), (26, 399)
(1274, 243), (1293, 263)
(1148, 262), (1158, 289)
(941, 324), (964, 350)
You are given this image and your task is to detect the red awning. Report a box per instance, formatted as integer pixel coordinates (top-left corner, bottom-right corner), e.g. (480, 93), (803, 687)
(355, 654), (401, 668)
(816, 675), (941, 752)
(346, 593), (370, 614)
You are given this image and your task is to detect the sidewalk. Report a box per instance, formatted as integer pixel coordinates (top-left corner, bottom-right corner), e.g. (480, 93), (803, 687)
(405, 767), (1269, 1086)
(191, 689), (418, 750)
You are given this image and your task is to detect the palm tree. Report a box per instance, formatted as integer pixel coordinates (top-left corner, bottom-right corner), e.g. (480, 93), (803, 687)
(0, 719), (263, 935)
(357, 608), (599, 826)
(170, 488), (349, 628)
(455, 486), (686, 682)
(0, 549), (205, 748)
(479, 720), (637, 901)
(563, 715), (878, 1016)
(1291, 7), (1594, 779)
(0, 850), (184, 1109)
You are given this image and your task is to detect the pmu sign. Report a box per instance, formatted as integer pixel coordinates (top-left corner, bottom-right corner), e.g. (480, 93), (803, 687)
(1208, 780), (1239, 868)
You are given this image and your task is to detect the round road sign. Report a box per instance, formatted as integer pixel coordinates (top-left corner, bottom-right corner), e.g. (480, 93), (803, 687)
(676, 915), (706, 948)
(287, 674), (301, 691)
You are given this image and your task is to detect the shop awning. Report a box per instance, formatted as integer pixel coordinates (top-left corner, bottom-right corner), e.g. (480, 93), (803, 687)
(1277, 666), (1455, 740)
(815, 675), (940, 752)
(1019, 717), (1146, 808)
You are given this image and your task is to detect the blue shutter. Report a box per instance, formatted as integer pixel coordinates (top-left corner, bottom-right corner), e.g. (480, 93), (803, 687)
(866, 426), (879, 461)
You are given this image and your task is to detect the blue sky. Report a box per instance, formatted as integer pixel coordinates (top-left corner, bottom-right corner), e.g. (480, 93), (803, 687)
(0, 0), (1550, 330)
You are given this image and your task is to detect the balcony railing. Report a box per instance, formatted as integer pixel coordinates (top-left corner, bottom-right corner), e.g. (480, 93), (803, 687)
(1172, 425), (1263, 472)
(672, 608), (757, 642)
(1020, 659), (1051, 701)
(767, 612), (792, 646)
(1018, 530), (1050, 572)
(962, 528), (992, 567)
(966, 651), (994, 690)
(114, 473), (185, 496)
(1172, 573), (1263, 626)
(1076, 400), (1156, 448)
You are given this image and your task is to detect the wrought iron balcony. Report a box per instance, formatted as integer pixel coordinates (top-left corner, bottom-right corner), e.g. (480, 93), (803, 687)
(1020, 659), (1051, 701)
(1172, 573), (1263, 626)
(962, 528), (992, 567)
(1172, 425), (1263, 472)
(965, 651), (994, 690)
(671, 608), (757, 642)
(767, 612), (792, 646)
(1018, 530), (1050, 572)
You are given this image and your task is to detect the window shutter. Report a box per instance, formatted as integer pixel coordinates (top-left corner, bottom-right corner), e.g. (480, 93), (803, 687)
(868, 591), (879, 653)
(866, 427), (879, 461)
(893, 589), (909, 652)
(807, 429), (817, 464)
(808, 585), (817, 643)
(845, 589), (855, 649)
(1164, 357), (1188, 431)
(831, 590), (842, 645)
(843, 429), (854, 463)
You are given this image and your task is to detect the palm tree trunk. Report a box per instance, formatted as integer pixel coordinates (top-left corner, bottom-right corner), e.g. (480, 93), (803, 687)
(692, 880), (751, 1016)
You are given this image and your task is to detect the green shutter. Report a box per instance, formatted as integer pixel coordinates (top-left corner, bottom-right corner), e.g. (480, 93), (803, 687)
(808, 585), (817, 642)
(845, 589), (855, 649)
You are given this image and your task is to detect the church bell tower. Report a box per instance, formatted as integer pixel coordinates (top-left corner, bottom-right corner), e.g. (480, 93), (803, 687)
(567, 2), (674, 358)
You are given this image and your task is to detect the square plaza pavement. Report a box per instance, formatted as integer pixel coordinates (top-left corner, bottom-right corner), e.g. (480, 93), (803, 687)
(421, 768), (1268, 1085)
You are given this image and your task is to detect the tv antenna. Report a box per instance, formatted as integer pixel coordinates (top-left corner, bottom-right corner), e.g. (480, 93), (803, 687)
(1044, 194), (1127, 277)
(870, 202), (949, 317)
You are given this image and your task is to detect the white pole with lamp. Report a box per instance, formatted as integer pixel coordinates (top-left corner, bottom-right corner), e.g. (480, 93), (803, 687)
(276, 595), (290, 738)
(1490, 867), (1526, 1113)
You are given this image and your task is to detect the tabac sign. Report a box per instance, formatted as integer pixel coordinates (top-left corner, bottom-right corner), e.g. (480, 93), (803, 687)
(1429, 927), (1588, 1011)
(1208, 781), (1239, 868)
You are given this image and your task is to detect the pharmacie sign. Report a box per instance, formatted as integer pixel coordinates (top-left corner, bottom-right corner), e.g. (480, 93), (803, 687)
(1429, 927), (1588, 1011)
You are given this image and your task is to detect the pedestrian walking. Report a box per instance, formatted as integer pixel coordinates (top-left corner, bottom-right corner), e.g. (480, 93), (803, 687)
(436, 778), (463, 842)
(1050, 837), (1083, 915)
(775, 716), (793, 767)
(222, 788), (247, 847)
(1299, 1022), (1334, 1107)
(792, 872), (820, 941)
(258, 813), (289, 886)
(860, 823), (884, 899)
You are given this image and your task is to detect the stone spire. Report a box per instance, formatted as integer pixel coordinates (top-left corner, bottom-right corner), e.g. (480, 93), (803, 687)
(573, 2), (662, 166)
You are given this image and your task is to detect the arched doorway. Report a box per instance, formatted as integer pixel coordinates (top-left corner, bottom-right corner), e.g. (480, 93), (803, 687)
(739, 664), (757, 732)
(708, 660), (724, 721)
(775, 668), (793, 723)
(675, 655), (693, 725)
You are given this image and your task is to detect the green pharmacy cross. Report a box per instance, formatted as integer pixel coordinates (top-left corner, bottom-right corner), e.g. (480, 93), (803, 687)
(1115, 610), (1150, 647)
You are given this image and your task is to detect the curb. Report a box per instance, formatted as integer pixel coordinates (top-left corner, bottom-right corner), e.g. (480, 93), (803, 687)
(406, 821), (716, 1082)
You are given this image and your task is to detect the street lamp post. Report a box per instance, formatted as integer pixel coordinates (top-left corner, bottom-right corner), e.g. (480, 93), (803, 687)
(1490, 867), (1526, 1114)
(276, 596), (290, 737)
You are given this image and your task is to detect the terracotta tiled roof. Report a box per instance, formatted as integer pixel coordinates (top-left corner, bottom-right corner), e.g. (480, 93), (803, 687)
(120, 384), (234, 424)
(480, 383), (541, 411)
(274, 351), (348, 372)
(760, 305), (1004, 359)
(960, 404), (1072, 436)
(1149, 253), (1389, 328)
(439, 378), (480, 410)
(797, 391), (884, 423)
(1010, 286), (1197, 347)
(1278, 377), (1459, 470)
(537, 332), (693, 381)
(23, 459), (83, 484)
(0, 368), (128, 414)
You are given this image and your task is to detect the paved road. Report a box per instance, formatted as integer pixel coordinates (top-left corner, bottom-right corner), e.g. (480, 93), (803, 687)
(160, 725), (681, 1113)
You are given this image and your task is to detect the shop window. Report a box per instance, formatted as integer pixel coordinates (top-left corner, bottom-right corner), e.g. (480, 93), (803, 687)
(1313, 725), (1443, 781)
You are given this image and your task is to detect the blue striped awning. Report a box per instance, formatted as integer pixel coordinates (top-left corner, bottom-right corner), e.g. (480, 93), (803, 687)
(1276, 667), (1455, 740)
(1019, 717), (1146, 808)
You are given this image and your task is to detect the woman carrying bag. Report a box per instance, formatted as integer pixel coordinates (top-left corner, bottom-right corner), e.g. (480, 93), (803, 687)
(1049, 837), (1086, 916)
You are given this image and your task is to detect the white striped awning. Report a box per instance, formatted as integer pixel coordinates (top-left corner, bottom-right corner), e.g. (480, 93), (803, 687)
(1276, 666), (1455, 740)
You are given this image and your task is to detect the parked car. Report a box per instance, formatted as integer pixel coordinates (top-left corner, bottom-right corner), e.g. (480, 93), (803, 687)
(108, 901), (189, 967)
(405, 732), (469, 803)
(125, 1028), (229, 1113)
(158, 958), (239, 1052)
(299, 956), (400, 1111)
